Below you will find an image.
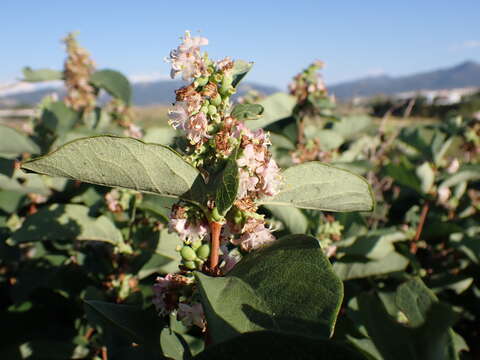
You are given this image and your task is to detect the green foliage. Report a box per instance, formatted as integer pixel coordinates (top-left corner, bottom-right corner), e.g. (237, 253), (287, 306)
(230, 103), (264, 121)
(193, 331), (367, 360)
(211, 152), (239, 216)
(231, 60), (253, 88)
(0, 124), (40, 158)
(22, 67), (63, 82)
(196, 235), (343, 343)
(261, 162), (375, 212)
(247, 93), (297, 129)
(10, 204), (132, 253)
(21, 136), (205, 204)
(90, 69), (132, 105)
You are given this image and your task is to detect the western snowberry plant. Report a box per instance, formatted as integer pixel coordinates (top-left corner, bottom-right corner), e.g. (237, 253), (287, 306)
(20, 31), (374, 357)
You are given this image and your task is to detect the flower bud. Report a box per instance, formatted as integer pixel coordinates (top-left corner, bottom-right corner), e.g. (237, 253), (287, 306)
(196, 76), (209, 87)
(208, 105), (217, 116)
(210, 94), (222, 106)
(222, 74), (233, 90)
(196, 244), (211, 260)
(180, 246), (197, 261)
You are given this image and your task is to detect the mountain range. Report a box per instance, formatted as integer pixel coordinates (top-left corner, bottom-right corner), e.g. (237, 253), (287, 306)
(329, 61), (480, 99)
(1, 61), (479, 107)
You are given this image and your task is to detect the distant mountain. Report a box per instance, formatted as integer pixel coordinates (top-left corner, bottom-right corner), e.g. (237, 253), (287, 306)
(0, 80), (279, 108)
(3, 61), (480, 107)
(330, 61), (480, 99)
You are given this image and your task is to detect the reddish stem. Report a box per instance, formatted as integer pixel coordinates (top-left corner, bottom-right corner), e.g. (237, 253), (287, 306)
(411, 201), (430, 254)
(209, 221), (222, 270)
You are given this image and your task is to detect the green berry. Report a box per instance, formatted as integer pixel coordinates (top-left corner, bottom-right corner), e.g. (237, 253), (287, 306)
(196, 244), (211, 260)
(184, 260), (196, 270)
(191, 240), (202, 251)
(180, 246), (197, 261)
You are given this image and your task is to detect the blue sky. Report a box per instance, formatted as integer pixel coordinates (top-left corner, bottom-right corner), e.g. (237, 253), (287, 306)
(1, 0), (479, 88)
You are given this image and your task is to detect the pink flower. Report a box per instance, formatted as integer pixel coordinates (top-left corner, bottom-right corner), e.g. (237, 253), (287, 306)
(216, 57), (233, 72)
(237, 144), (264, 170)
(169, 217), (208, 242)
(256, 158), (282, 197)
(166, 31), (208, 81)
(438, 187), (451, 204)
(232, 218), (275, 251)
(185, 112), (209, 144)
(168, 102), (189, 130)
(152, 274), (176, 316)
(105, 189), (121, 212)
(447, 158), (460, 174)
(124, 123), (143, 139)
(238, 168), (259, 198)
(177, 303), (206, 330)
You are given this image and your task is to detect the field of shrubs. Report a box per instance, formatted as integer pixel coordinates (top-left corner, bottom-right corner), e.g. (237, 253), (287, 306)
(0, 32), (479, 359)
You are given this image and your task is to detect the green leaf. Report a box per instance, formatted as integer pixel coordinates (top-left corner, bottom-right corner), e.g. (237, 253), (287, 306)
(0, 191), (25, 213)
(439, 164), (480, 189)
(260, 162), (374, 212)
(304, 128), (345, 150)
(334, 252), (409, 280)
(264, 204), (308, 234)
(416, 162), (435, 194)
(84, 300), (163, 350)
(160, 329), (190, 360)
(0, 124), (40, 158)
(196, 234), (343, 344)
(231, 103), (264, 121)
(142, 126), (178, 146)
(40, 101), (80, 135)
(270, 132), (295, 150)
(10, 204), (131, 253)
(193, 331), (367, 360)
(231, 60), (253, 88)
(246, 93), (297, 130)
(212, 153), (239, 216)
(90, 69), (132, 105)
(337, 229), (407, 260)
(385, 162), (422, 194)
(353, 279), (460, 360)
(22, 67), (63, 82)
(21, 136), (205, 204)
(0, 169), (51, 196)
(332, 115), (372, 140)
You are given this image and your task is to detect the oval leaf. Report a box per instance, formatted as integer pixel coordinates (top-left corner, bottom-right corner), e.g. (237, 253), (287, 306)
(196, 234), (343, 344)
(231, 104), (264, 121)
(22, 67), (63, 82)
(246, 93), (297, 130)
(10, 204), (131, 252)
(21, 136), (205, 203)
(260, 162), (374, 212)
(90, 69), (132, 105)
(0, 124), (40, 158)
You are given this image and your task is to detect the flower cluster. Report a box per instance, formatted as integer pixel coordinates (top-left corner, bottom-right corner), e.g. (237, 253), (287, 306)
(317, 218), (344, 258)
(63, 33), (96, 113)
(154, 31), (284, 328)
(152, 274), (206, 330)
(236, 124), (282, 199)
(288, 60), (327, 105)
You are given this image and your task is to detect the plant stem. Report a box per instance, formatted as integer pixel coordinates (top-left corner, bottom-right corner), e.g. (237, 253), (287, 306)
(209, 221), (222, 270)
(411, 201), (430, 254)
